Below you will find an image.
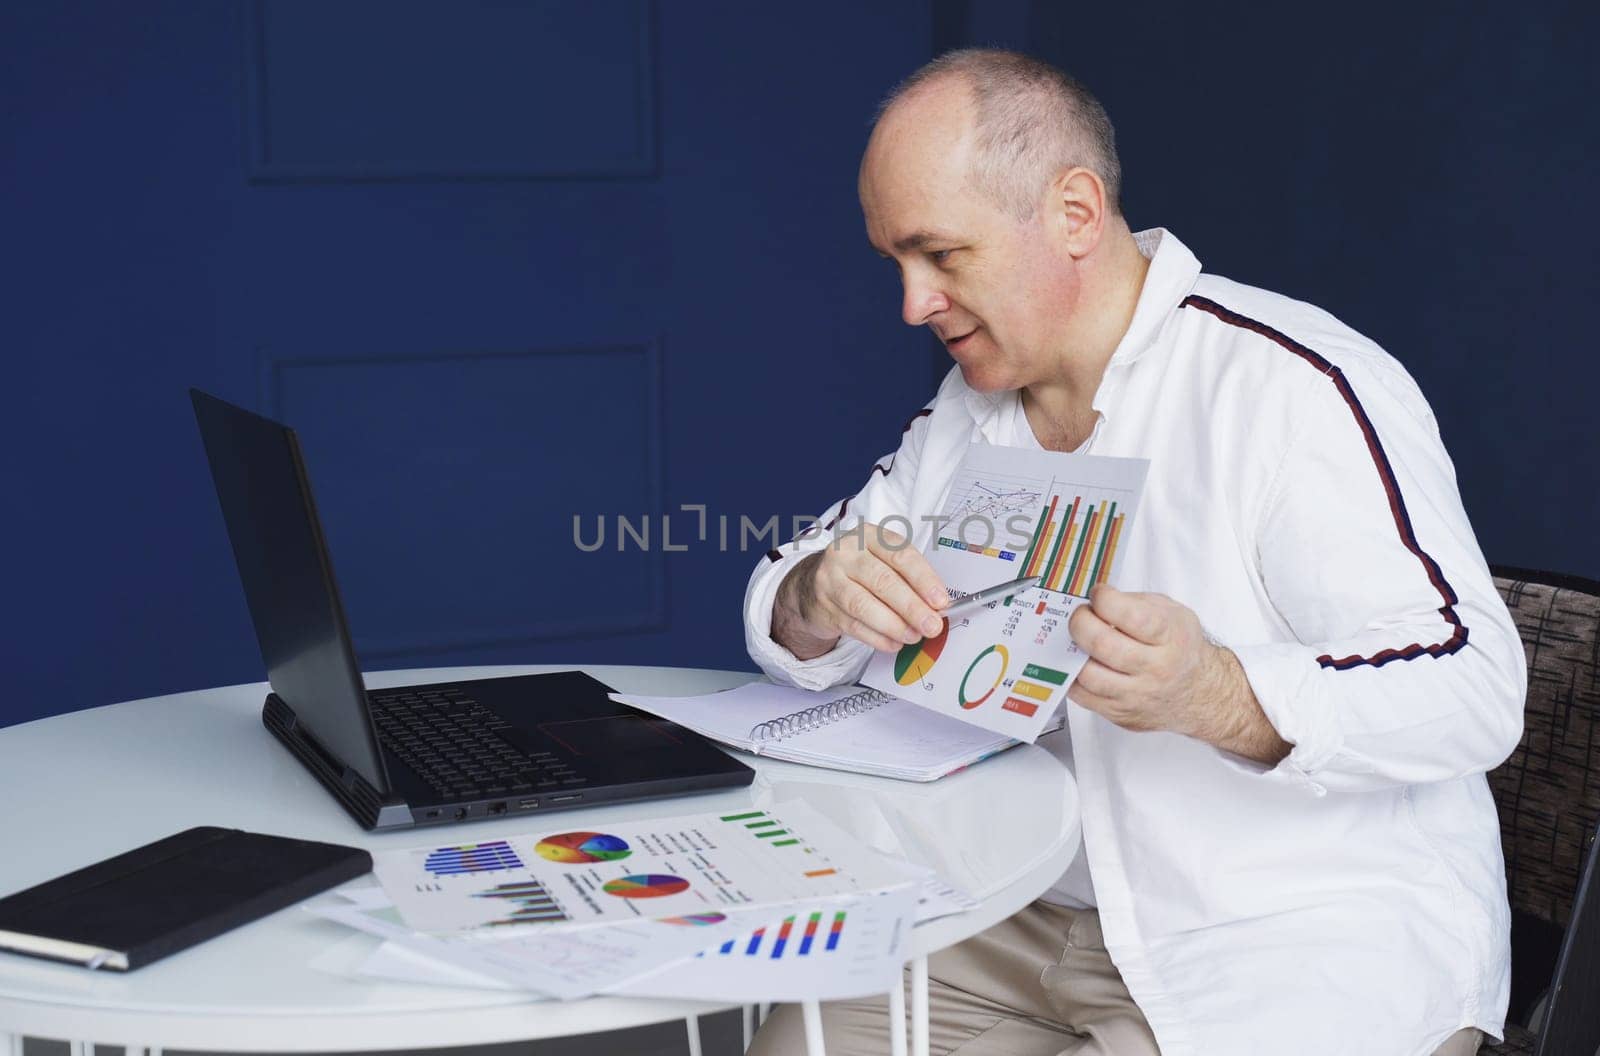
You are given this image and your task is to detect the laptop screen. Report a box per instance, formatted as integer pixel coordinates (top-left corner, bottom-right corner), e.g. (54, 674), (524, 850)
(190, 389), (389, 795)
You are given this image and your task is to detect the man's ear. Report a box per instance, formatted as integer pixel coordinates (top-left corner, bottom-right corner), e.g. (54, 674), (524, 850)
(1050, 167), (1107, 259)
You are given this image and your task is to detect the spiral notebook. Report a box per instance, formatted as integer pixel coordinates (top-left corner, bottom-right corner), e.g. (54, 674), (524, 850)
(609, 682), (1032, 781)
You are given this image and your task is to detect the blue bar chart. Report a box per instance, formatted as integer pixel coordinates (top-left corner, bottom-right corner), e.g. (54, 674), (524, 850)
(425, 840), (524, 876)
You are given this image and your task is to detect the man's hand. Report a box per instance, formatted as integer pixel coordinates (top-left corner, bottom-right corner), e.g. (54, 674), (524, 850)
(1067, 584), (1291, 765)
(771, 521), (949, 660)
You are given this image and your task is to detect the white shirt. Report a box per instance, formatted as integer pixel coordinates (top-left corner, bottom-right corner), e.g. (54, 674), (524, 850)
(742, 229), (1526, 1055)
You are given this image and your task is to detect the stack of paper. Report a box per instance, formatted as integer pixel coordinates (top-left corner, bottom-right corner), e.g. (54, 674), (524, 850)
(307, 802), (968, 1003)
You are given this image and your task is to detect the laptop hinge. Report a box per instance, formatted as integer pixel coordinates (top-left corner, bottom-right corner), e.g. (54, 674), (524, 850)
(262, 693), (410, 830)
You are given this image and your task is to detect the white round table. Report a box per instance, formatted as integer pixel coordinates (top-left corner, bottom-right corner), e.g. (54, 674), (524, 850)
(0, 665), (1080, 1055)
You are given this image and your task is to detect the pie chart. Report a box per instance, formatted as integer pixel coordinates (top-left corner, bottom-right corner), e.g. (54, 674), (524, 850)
(959, 644), (1009, 709)
(661, 912), (727, 926)
(894, 618), (949, 686)
(603, 873), (691, 898)
(534, 832), (632, 864)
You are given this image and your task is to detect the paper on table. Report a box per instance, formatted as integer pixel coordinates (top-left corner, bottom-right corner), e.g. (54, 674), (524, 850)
(355, 859), (966, 930)
(328, 869), (971, 996)
(305, 897), (756, 1000)
(346, 890), (918, 1003)
(304, 923), (512, 994)
(863, 444), (1149, 742)
(372, 801), (912, 934)
(891, 863), (980, 924)
(335, 885), (394, 911)
(616, 886), (916, 1003)
(357, 936), (517, 991)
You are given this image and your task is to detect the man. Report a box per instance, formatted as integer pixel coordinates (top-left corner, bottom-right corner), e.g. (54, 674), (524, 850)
(743, 49), (1525, 1056)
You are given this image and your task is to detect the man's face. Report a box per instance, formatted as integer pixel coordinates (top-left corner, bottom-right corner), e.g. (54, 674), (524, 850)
(859, 85), (1079, 393)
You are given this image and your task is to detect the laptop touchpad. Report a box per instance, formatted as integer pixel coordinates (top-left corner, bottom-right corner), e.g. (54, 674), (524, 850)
(537, 715), (686, 757)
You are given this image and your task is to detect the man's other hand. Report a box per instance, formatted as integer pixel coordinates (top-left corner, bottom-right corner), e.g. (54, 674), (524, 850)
(1066, 584), (1291, 765)
(771, 522), (949, 660)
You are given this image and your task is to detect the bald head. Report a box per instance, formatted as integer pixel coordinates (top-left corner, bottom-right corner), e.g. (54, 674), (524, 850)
(869, 48), (1122, 223)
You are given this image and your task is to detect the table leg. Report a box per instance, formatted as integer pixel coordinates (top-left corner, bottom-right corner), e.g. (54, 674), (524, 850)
(685, 1014), (703, 1056)
(68, 1042), (88, 1056)
(911, 955), (929, 1056)
(742, 1004), (755, 1051)
(888, 969), (908, 1056)
(801, 1000), (826, 1056)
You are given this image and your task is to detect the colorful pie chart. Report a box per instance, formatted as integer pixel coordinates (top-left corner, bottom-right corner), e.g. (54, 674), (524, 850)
(660, 912), (728, 926)
(894, 618), (949, 686)
(959, 644), (1009, 709)
(603, 873), (691, 898)
(534, 832), (632, 864)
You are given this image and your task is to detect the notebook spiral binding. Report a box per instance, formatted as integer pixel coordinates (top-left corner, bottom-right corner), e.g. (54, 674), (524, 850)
(749, 687), (892, 744)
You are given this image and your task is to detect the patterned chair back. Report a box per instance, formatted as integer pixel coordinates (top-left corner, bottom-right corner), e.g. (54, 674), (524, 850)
(1488, 566), (1600, 1039)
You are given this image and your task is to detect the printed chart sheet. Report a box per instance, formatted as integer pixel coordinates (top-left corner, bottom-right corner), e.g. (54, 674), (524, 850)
(371, 801), (910, 934)
(864, 443), (1149, 741)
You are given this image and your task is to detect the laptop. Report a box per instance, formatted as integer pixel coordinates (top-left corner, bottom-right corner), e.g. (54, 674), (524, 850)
(189, 389), (753, 831)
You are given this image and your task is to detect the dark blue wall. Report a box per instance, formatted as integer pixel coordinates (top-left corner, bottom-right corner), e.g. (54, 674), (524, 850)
(0, 1), (933, 727)
(3, 1), (1594, 728)
(1007, 0), (1600, 579)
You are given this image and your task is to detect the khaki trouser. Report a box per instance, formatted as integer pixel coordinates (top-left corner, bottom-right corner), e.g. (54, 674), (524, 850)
(749, 900), (1482, 1055)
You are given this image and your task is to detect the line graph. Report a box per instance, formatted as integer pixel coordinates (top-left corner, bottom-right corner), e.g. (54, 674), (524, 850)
(941, 478), (1042, 526)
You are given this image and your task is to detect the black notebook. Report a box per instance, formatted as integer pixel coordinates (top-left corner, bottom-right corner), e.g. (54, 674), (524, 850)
(0, 826), (371, 971)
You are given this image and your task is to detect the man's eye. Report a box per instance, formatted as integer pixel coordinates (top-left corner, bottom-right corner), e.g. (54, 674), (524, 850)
(930, 249), (953, 264)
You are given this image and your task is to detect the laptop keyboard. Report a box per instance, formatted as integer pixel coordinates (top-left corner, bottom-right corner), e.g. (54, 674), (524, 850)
(368, 687), (586, 800)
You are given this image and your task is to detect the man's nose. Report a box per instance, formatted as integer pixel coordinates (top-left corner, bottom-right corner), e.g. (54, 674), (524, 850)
(901, 276), (950, 327)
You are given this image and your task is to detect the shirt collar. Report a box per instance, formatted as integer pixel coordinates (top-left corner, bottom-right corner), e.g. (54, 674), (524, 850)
(961, 227), (1203, 437)
(1110, 227), (1202, 368)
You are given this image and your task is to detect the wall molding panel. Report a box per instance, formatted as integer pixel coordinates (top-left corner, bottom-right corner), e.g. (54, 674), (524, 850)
(243, 0), (658, 182)
(256, 340), (668, 659)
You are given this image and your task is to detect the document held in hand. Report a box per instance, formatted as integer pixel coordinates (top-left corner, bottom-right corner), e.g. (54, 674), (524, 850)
(861, 443), (1150, 742)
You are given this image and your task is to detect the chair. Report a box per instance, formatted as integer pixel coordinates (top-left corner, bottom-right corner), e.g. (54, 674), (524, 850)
(1483, 565), (1600, 1055)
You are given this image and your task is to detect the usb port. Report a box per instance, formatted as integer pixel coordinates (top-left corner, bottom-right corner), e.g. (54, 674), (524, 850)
(550, 793), (583, 804)
(516, 798), (540, 810)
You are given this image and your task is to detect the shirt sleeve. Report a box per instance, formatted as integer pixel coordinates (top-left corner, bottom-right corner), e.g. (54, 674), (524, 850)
(743, 405), (937, 691)
(1228, 361), (1526, 795)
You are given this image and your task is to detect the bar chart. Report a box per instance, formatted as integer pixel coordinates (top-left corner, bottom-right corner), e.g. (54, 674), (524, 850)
(635, 889), (915, 1002)
(425, 840), (524, 877)
(1016, 492), (1127, 597)
(708, 909), (848, 960)
(471, 878), (568, 925)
